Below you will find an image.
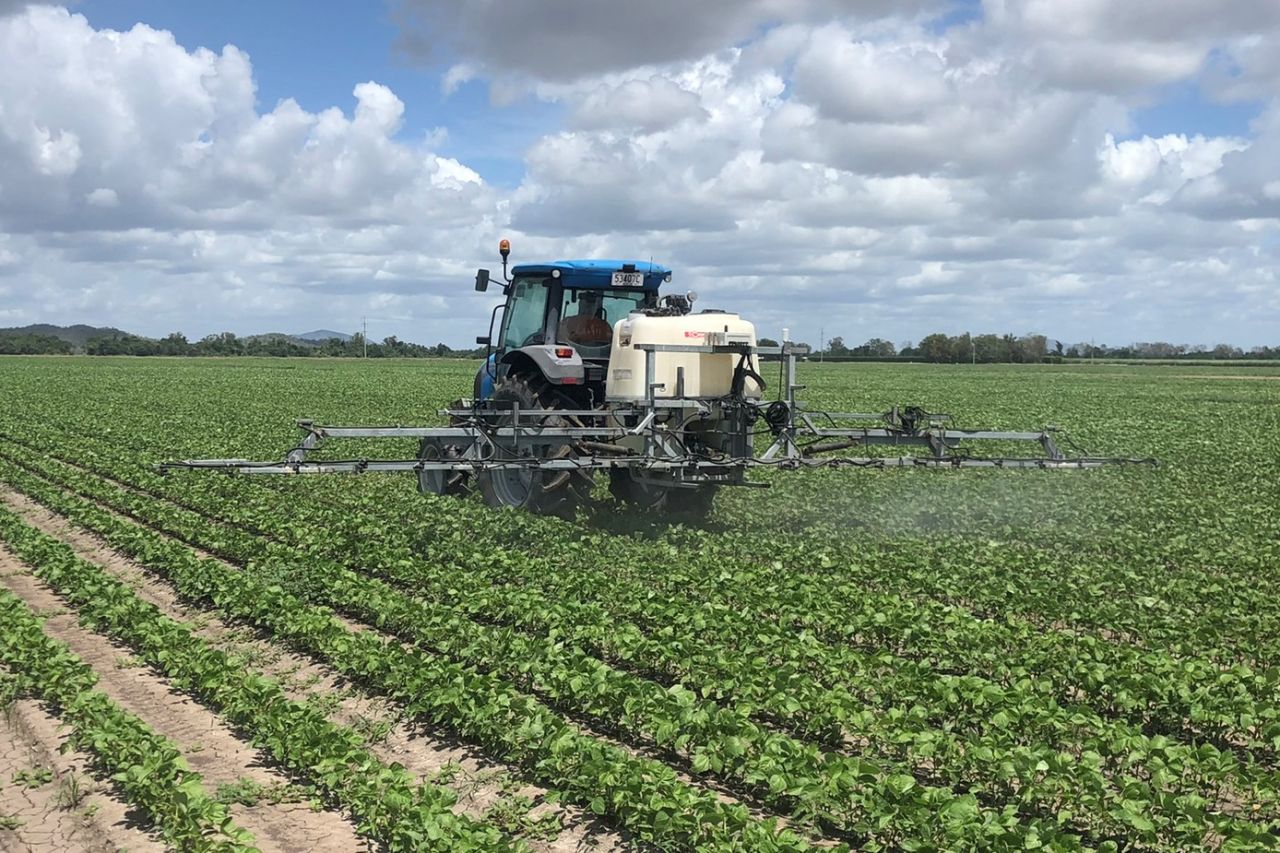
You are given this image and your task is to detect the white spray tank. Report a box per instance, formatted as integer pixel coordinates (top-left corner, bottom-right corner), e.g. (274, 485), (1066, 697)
(605, 309), (763, 401)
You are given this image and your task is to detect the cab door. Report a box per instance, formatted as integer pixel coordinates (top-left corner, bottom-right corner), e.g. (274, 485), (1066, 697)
(497, 279), (552, 353)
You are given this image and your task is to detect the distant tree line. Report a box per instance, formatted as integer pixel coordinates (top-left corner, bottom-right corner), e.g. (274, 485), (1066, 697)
(1061, 341), (1280, 360)
(777, 334), (1280, 364)
(5, 328), (1278, 362)
(760, 333), (1056, 363)
(74, 331), (488, 359)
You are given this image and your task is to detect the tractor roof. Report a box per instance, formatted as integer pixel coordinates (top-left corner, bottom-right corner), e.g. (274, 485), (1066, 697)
(510, 259), (671, 290)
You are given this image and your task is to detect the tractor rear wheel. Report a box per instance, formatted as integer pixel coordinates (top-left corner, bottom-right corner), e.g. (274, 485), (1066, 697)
(479, 375), (593, 518)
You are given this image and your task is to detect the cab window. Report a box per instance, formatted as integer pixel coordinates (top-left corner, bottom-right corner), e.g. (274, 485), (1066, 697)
(500, 279), (549, 350)
(556, 288), (649, 356)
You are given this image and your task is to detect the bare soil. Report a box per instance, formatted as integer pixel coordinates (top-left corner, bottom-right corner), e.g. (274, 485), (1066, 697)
(0, 539), (366, 853)
(0, 697), (166, 853)
(0, 485), (627, 852)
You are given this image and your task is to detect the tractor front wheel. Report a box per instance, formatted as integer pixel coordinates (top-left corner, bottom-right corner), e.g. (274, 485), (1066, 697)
(417, 440), (470, 497)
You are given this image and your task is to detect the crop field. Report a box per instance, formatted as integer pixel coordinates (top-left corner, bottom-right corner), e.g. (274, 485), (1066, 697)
(0, 355), (1278, 851)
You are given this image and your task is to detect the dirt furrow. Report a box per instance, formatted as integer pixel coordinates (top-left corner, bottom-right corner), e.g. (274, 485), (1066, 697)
(0, 696), (166, 853)
(0, 541), (366, 853)
(0, 485), (626, 853)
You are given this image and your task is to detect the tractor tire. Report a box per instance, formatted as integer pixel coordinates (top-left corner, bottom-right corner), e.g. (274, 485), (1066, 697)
(478, 375), (593, 518)
(609, 470), (717, 519)
(665, 484), (717, 518)
(608, 469), (666, 509)
(417, 439), (470, 497)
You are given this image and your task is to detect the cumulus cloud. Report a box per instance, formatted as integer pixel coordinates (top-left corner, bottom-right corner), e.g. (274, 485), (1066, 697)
(790, 27), (950, 123)
(0, 0), (41, 16)
(987, 0), (1280, 44)
(1175, 104), (1280, 219)
(391, 0), (944, 81)
(571, 78), (708, 132)
(981, 0), (1280, 94)
(0, 6), (499, 340)
(1, 2), (1279, 348)
(483, 7), (1280, 345)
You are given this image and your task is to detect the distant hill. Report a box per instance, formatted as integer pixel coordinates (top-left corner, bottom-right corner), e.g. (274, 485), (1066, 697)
(295, 329), (352, 342)
(0, 323), (132, 349)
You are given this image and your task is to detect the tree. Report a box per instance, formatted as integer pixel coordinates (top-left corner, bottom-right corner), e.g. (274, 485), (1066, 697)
(158, 332), (189, 356)
(1015, 334), (1048, 363)
(0, 334), (72, 355)
(971, 334), (1004, 363)
(852, 337), (896, 358)
(190, 332), (243, 356)
(825, 336), (850, 356)
(918, 333), (952, 363)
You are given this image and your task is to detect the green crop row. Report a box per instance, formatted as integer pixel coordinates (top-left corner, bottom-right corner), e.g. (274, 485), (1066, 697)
(0, 505), (521, 851)
(0, 587), (255, 850)
(4, 433), (1279, 848)
(0, 456), (821, 852)
(4, 354), (1280, 852)
(15, 419), (1277, 775)
(19, 356), (1280, 677)
(41, 457), (1083, 844)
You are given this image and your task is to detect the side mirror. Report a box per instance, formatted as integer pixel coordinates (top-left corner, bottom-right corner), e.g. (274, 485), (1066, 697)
(475, 335), (490, 345)
(475, 268), (490, 292)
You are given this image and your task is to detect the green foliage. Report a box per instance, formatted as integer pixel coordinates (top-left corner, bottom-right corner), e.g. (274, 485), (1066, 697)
(0, 334), (73, 355)
(0, 356), (1279, 850)
(0, 505), (519, 852)
(0, 587), (254, 850)
(11, 767), (54, 788)
(54, 772), (89, 810)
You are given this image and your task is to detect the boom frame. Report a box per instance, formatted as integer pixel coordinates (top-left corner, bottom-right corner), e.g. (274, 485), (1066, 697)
(161, 343), (1155, 480)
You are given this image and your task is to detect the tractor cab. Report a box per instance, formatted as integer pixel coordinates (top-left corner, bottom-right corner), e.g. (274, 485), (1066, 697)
(474, 246), (669, 404)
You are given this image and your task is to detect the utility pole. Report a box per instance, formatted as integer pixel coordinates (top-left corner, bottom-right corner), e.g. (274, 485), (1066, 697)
(971, 339), (976, 365)
(362, 316), (368, 358)
(819, 326), (825, 363)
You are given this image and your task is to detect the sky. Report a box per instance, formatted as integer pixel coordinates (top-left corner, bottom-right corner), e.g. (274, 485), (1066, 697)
(0, 0), (1278, 349)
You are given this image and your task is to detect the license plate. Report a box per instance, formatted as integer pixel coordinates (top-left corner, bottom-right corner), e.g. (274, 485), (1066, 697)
(611, 271), (644, 288)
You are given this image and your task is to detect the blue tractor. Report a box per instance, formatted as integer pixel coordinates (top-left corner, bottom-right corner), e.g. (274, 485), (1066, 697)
(471, 240), (669, 408)
(465, 240), (694, 515)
